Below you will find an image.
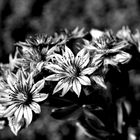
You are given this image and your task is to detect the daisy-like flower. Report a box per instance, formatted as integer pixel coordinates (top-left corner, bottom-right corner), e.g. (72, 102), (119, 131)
(0, 69), (48, 135)
(45, 46), (105, 97)
(16, 34), (57, 73)
(83, 29), (131, 72)
(52, 27), (86, 45)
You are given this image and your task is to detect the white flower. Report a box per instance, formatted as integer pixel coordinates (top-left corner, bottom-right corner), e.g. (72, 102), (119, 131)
(16, 35), (57, 73)
(83, 30), (131, 72)
(0, 70), (48, 135)
(45, 46), (102, 97)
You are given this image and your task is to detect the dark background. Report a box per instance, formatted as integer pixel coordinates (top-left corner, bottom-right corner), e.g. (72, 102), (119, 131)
(0, 0), (140, 139)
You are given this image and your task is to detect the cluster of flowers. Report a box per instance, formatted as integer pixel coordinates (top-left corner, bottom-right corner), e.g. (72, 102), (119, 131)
(0, 26), (139, 139)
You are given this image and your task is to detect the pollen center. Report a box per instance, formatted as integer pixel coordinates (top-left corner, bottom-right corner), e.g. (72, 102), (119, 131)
(17, 92), (27, 102)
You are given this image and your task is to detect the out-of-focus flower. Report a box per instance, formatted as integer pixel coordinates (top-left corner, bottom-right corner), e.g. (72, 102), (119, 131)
(9, 47), (23, 71)
(116, 26), (140, 53)
(0, 70), (48, 135)
(16, 34), (57, 73)
(84, 29), (131, 72)
(45, 46), (105, 97)
(52, 27), (86, 45)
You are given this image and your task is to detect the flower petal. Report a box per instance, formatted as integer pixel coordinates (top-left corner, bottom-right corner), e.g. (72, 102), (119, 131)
(53, 79), (65, 94)
(24, 106), (33, 127)
(4, 104), (18, 117)
(32, 93), (48, 102)
(7, 73), (17, 92)
(92, 76), (107, 89)
(75, 48), (86, 66)
(63, 46), (75, 64)
(90, 29), (104, 40)
(81, 67), (97, 75)
(8, 116), (23, 135)
(29, 102), (41, 114)
(72, 79), (81, 97)
(78, 76), (91, 85)
(112, 51), (131, 64)
(31, 79), (45, 95)
(14, 105), (24, 123)
(45, 74), (63, 81)
(79, 52), (90, 69)
(61, 81), (72, 96)
(44, 63), (64, 73)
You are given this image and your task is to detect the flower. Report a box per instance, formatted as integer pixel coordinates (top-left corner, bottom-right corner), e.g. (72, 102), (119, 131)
(9, 47), (23, 71)
(0, 70), (48, 135)
(45, 46), (104, 97)
(16, 34), (57, 73)
(84, 29), (131, 73)
(52, 27), (86, 45)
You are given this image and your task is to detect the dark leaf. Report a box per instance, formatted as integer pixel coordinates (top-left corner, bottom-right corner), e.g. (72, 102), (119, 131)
(51, 104), (81, 120)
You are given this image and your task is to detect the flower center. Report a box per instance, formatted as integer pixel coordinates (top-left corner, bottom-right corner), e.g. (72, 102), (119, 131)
(67, 65), (77, 77)
(17, 92), (27, 102)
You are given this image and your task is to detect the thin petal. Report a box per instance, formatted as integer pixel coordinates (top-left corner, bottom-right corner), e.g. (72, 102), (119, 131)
(79, 52), (90, 69)
(78, 76), (91, 85)
(32, 93), (48, 102)
(72, 79), (81, 97)
(91, 53), (103, 66)
(92, 76), (107, 89)
(45, 74), (63, 81)
(63, 46), (75, 64)
(7, 73), (17, 92)
(29, 102), (41, 114)
(75, 48), (86, 66)
(14, 105), (24, 123)
(24, 106), (33, 127)
(31, 79), (45, 94)
(81, 67), (97, 75)
(53, 79), (65, 94)
(61, 81), (72, 96)
(44, 63), (63, 73)
(4, 104), (18, 117)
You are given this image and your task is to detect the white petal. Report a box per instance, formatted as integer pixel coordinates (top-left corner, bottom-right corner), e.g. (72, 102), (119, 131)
(8, 116), (22, 135)
(75, 48), (86, 66)
(45, 74), (62, 81)
(44, 63), (63, 73)
(72, 79), (81, 97)
(92, 76), (107, 89)
(63, 46), (75, 64)
(14, 105), (24, 123)
(79, 52), (90, 69)
(53, 79), (65, 94)
(29, 102), (41, 114)
(91, 53), (103, 66)
(24, 106), (33, 127)
(7, 74), (17, 92)
(90, 29), (104, 40)
(112, 51), (131, 64)
(32, 93), (48, 102)
(26, 72), (34, 88)
(61, 81), (72, 96)
(31, 79), (45, 94)
(81, 67), (97, 75)
(4, 104), (18, 117)
(78, 76), (91, 85)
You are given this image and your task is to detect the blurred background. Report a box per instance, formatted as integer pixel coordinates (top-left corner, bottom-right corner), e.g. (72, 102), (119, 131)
(0, 0), (140, 139)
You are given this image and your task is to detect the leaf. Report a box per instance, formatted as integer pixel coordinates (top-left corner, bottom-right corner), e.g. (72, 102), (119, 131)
(78, 115), (110, 139)
(51, 104), (80, 120)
